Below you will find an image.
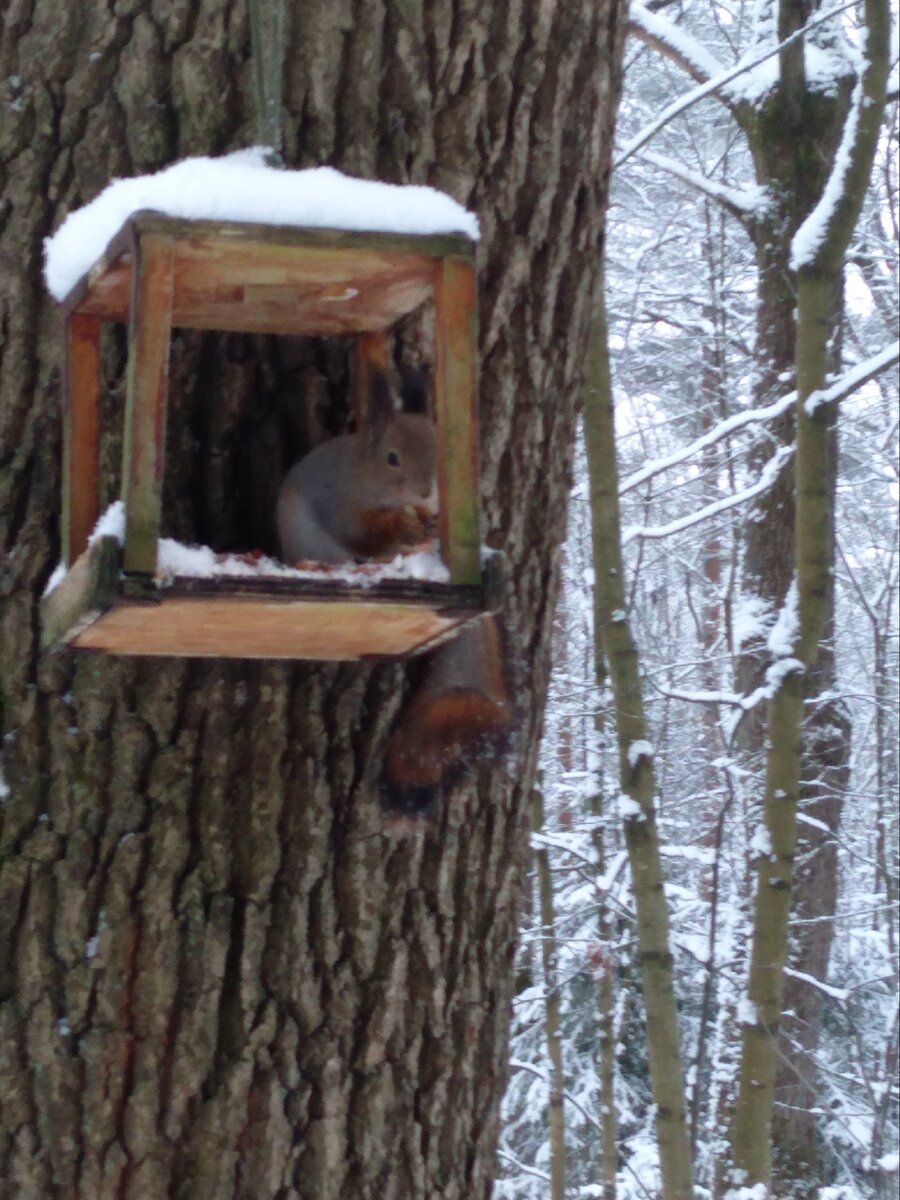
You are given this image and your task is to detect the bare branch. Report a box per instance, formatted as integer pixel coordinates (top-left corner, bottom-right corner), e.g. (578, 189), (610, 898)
(622, 445), (794, 546)
(619, 340), (899, 496)
(636, 148), (765, 226)
(804, 339), (900, 414)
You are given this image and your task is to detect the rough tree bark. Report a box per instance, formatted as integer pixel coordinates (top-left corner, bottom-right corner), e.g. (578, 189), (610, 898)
(0, 3), (626, 1198)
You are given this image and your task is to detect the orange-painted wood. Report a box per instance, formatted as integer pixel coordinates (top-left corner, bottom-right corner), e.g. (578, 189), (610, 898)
(63, 313), (102, 566)
(69, 597), (471, 659)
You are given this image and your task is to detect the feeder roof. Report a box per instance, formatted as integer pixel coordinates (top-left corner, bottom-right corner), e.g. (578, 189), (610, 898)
(44, 149), (479, 302)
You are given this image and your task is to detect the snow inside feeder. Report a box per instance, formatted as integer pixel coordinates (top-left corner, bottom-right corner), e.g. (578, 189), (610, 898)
(40, 152), (493, 661)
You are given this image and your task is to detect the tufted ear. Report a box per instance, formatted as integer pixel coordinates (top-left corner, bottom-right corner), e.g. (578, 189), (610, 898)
(398, 364), (431, 416)
(366, 368), (395, 443)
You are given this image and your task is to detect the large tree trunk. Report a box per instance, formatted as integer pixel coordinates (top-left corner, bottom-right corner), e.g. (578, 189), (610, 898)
(0, 3), (626, 1198)
(728, 11), (862, 1189)
(730, 0), (890, 1185)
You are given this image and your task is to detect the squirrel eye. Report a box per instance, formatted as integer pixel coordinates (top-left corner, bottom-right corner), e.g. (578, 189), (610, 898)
(387, 450), (401, 467)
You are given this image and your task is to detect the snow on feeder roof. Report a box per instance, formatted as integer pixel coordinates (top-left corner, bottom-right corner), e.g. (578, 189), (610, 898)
(44, 149), (479, 302)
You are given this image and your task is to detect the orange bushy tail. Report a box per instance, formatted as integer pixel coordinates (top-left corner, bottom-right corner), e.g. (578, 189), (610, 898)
(379, 615), (512, 819)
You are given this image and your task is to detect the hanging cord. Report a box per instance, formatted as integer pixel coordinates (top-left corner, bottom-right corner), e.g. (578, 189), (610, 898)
(248, 0), (285, 165)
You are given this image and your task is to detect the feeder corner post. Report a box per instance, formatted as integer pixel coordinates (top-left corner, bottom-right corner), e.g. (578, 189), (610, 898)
(121, 226), (176, 577)
(434, 250), (480, 586)
(62, 310), (102, 568)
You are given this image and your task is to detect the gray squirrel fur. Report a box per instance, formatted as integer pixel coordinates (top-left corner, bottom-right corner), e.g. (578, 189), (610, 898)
(277, 370), (437, 564)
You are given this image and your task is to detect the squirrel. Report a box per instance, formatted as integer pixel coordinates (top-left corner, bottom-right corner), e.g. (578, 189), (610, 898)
(277, 368), (437, 564)
(277, 365), (511, 819)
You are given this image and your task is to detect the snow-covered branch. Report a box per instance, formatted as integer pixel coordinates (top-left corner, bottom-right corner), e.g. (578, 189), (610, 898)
(629, 1), (726, 87)
(622, 444), (794, 545)
(508, 1061), (603, 1133)
(804, 340), (900, 414)
(650, 683), (746, 707)
(495, 1149), (551, 1184)
(619, 389), (797, 495)
(618, 341), (899, 496)
(791, 78), (867, 270)
(791, 0), (892, 274)
(636, 150), (769, 223)
(783, 967), (850, 1002)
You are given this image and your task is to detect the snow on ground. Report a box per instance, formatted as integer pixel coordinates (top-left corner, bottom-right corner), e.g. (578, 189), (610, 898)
(44, 148), (479, 300)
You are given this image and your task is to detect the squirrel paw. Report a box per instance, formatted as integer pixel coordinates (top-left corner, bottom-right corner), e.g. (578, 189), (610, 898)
(354, 505), (437, 559)
(392, 505), (436, 546)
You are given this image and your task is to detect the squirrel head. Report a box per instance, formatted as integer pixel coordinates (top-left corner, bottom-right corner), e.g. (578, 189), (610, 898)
(362, 370), (438, 511)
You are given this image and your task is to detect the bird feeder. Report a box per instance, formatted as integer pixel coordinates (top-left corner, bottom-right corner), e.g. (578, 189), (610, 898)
(41, 210), (495, 660)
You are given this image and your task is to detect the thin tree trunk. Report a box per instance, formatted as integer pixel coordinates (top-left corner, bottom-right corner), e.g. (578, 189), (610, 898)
(532, 784), (568, 1200)
(584, 491), (618, 1200)
(622, 21), (865, 1176)
(583, 280), (694, 1200)
(589, 793), (619, 1200)
(0, 3), (628, 1197)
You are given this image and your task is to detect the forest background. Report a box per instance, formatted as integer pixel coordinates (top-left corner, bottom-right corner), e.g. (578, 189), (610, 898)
(499, 0), (899, 1195)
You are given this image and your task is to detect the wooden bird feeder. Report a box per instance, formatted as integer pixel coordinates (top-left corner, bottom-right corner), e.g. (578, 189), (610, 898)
(41, 211), (494, 660)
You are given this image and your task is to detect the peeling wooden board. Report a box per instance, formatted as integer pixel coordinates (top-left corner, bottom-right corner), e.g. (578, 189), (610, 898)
(128, 213), (475, 261)
(40, 537), (121, 649)
(69, 597), (477, 660)
(63, 312), (102, 566)
(65, 214), (475, 334)
(170, 241), (434, 334)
